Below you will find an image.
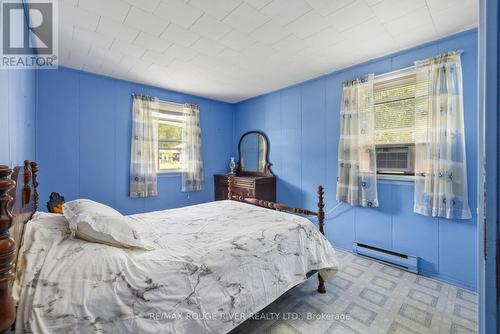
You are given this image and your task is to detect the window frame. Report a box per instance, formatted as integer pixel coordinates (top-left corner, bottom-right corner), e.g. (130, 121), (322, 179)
(373, 68), (417, 181)
(154, 101), (185, 175)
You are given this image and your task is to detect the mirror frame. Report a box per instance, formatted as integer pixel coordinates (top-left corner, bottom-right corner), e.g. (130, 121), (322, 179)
(237, 130), (273, 176)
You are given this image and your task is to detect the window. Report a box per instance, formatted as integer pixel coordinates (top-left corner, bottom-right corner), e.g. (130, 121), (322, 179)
(153, 102), (185, 172)
(374, 70), (416, 176)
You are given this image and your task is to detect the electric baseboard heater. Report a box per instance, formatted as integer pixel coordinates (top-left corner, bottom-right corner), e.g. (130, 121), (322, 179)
(353, 242), (418, 274)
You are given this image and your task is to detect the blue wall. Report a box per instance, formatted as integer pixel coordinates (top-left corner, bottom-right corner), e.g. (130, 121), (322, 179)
(0, 0), (36, 167)
(233, 30), (478, 289)
(36, 67), (234, 215)
(0, 69), (36, 166)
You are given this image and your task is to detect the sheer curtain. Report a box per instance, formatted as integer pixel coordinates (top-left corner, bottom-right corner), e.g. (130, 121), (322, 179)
(130, 94), (159, 198)
(413, 52), (471, 219)
(336, 74), (378, 207)
(181, 103), (204, 192)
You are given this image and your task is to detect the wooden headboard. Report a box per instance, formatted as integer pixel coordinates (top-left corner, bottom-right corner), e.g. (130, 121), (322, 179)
(0, 161), (38, 333)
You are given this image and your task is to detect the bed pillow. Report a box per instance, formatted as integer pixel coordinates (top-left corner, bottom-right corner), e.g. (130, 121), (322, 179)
(63, 199), (150, 250)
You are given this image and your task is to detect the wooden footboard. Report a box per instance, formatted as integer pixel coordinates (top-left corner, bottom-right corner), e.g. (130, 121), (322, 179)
(227, 176), (327, 293)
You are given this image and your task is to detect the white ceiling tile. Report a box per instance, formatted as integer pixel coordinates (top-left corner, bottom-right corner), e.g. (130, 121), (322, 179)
(251, 20), (290, 45)
(124, 6), (169, 36)
(110, 40), (146, 58)
(142, 50), (175, 66)
(305, 0), (355, 16)
(261, 0), (312, 26)
(191, 37), (226, 56)
(190, 14), (232, 39)
(161, 24), (200, 47)
(147, 64), (177, 77)
(189, 0), (242, 20)
(220, 30), (256, 51)
(355, 32), (396, 57)
(120, 55), (153, 69)
(338, 17), (386, 43)
(79, 0), (131, 22)
(430, 2), (477, 36)
(242, 42), (274, 59)
(272, 34), (308, 53)
(384, 6), (434, 35)
(134, 32), (173, 53)
(59, 4), (100, 30)
(242, 0), (273, 10)
(89, 46), (124, 63)
(97, 17), (140, 42)
(305, 25), (344, 48)
(392, 23), (437, 49)
(124, 0), (161, 12)
(222, 3), (270, 33)
(285, 11), (333, 38)
(155, 0), (203, 29)
(164, 44), (200, 61)
(215, 48), (244, 66)
(190, 54), (227, 71)
(364, 0), (383, 6)
(73, 27), (115, 49)
(326, 0), (375, 32)
(426, 0), (475, 13)
(371, 0), (427, 23)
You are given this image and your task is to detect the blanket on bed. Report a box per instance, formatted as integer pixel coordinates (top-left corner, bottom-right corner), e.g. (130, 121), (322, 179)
(16, 200), (338, 334)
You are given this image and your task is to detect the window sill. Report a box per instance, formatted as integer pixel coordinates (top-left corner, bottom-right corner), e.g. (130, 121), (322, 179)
(157, 170), (183, 177)
(377, 174), (414, 184)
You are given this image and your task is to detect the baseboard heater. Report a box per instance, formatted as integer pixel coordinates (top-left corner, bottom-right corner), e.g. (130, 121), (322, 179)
(353, 242), (418, 274)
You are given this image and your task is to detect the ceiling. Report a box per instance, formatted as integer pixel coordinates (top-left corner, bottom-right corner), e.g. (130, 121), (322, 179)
(56, 0), (478, 103)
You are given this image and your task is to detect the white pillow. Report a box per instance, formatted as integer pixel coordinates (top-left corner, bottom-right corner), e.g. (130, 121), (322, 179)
(63, 199), (150, 250)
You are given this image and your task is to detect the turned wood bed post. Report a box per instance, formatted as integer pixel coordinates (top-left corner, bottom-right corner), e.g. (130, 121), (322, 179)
(30, 161), (39, 211)
(317, 185), (326, 293)
(227, 175), (233, 200)
(0, 166), (16, 333)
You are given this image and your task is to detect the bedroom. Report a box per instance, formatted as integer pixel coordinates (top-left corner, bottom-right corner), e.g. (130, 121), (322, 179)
(0, 0), (498, 333)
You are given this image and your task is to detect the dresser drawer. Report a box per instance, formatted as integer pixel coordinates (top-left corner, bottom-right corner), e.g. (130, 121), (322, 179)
(214, 174), (275, 202)
(233, 178), (254, 188)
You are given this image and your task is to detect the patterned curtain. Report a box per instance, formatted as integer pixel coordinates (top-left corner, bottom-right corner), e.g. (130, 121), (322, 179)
(336, 74), (378, 207)
(413, 52), (471, 219)
(130, 94), (159, 198)
(181, 103), (204, 192)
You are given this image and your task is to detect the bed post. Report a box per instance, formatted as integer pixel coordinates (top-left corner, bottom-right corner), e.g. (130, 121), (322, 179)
(0, 166), (16, 333)
(30, 161), (39, 211)
(227, 175), (233, 200)
(317, 185), (326, 293)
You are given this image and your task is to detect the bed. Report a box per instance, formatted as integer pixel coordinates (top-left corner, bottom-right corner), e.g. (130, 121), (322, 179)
(0, 161), (339, 334)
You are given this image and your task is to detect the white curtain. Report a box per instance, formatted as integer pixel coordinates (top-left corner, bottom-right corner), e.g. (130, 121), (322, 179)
(413, 52), (471, 219)
(336, 74), (378, 207)
(181, 103), (204, 192)
(130, 94), (159, 198)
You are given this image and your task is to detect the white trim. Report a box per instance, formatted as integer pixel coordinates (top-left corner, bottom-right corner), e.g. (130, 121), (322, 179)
(374, 65), (415, 80)
(377, 174), (414, 182)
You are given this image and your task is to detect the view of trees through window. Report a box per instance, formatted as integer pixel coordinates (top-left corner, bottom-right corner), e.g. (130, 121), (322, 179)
(158, 122), (184, 170)
(374, 78), (416, 145)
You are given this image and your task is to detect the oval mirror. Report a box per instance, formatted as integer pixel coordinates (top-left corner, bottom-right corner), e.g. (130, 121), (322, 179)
(238, 131), (271, 175)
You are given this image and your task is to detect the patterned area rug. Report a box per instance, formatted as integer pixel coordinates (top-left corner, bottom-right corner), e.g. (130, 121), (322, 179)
(230, 249), (477, 334)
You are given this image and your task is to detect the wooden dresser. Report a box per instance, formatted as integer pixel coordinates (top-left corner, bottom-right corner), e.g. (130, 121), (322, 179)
(214, 174), (276, 202)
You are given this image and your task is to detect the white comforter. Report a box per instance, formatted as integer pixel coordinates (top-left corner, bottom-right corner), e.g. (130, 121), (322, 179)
(15, 200), (339, 334)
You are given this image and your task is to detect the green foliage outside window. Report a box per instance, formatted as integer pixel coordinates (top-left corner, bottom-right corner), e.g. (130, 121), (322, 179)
(374, 82), (415, 145)
(158, 123), (184, 170)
